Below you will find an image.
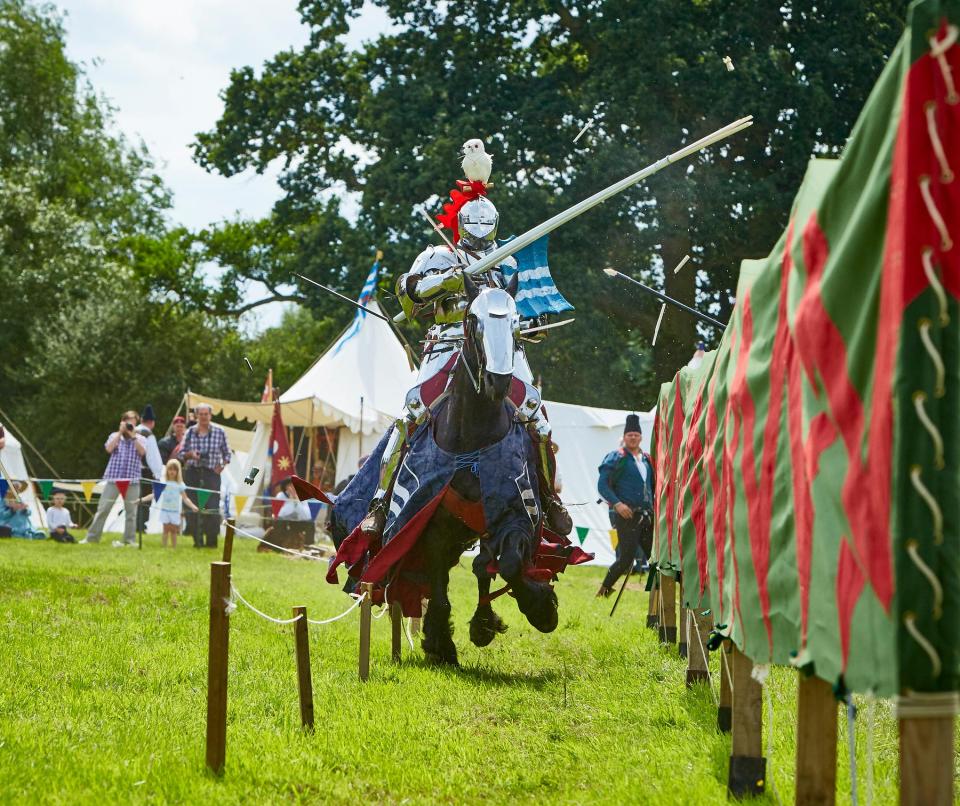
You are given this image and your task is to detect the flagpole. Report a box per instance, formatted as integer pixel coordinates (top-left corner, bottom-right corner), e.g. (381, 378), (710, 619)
(358, 396), (364, 459)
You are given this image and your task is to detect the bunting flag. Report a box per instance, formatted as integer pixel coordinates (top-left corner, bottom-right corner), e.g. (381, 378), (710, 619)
(0, 479), (8, 499)
(307, 500), (324, 521)
(114, 479), (130, 497)
(196, 489), (211, 510)
(498, 235), (574, 319)
(38, 480), (53, 500)
(271, 496), (284, 518)
(609, 529), (618, 550)
(652, 0), (960, 699)
(152, 481), (166, 500)
(268, 402), (294, 486)
(81, 481), (96, 502)
(234, 495), (248, 515)
(575, 525), (589, 545)
(332, 254), (381, 356)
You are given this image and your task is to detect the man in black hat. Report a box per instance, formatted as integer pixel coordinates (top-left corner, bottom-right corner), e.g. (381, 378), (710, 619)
(595, 413), (655, 597)
(135, 403), (164, 532)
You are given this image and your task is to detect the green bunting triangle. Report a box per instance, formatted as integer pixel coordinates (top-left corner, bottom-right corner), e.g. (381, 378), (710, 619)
(575, 526), (589, 545)
(38, 480), (53, 500)
(196, 489), (211, 509)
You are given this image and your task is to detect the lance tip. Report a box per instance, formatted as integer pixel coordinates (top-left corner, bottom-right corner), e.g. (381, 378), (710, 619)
(603, 268), (618, 277)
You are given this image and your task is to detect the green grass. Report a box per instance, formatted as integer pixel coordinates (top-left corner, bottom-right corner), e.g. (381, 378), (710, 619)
(0, 535), (931, 804)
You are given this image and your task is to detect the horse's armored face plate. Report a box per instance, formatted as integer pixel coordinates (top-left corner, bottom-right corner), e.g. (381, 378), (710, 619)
(467, 287), (519, 378)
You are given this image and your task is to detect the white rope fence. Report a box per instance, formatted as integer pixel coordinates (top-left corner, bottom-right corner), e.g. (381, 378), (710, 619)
(229, 581), (368, 628)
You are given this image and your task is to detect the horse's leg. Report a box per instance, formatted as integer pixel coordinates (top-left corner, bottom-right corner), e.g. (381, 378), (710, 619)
(421, 528), (458, 666)
(469, 551), (508, 647)
(498, 529), (559, 634)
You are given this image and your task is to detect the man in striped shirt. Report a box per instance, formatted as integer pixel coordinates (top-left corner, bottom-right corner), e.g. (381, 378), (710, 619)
(182, 403), (231, 548)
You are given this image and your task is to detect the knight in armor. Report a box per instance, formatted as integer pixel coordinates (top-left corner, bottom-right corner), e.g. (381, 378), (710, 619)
(358, 193), (572, 540)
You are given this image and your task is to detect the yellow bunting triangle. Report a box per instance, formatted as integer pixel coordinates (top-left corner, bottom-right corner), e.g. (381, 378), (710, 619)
(81, 481), (96, 502)
(233, 495), (248, 515)
(609, 529), (618, 550)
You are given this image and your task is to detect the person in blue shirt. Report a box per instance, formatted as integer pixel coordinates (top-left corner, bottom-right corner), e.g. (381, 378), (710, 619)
(595, 413), (655, 597)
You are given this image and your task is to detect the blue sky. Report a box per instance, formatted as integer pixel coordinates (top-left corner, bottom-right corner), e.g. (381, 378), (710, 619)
(56, 0), (391, 329)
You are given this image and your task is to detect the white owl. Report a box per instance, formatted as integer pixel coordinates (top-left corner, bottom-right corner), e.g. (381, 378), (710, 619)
(461, 138), (493, 184)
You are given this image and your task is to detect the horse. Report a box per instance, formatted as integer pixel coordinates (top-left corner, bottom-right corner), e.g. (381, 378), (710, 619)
(416, 273), (559, 665)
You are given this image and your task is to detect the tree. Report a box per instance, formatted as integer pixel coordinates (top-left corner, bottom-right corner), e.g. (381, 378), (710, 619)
(193, 0), (907, 406)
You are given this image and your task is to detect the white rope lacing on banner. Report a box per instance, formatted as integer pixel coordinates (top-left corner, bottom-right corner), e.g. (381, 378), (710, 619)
(906, 539), (945, 619)
(689, 612), (720, 706)
(231, 583), (303, 624)
(920, 248), (950, 326)
(305, 591), (366, 625)
(912, 392), (945, 469)
(903, 612), (943, 678)
(929, 25), (959, 105)
(909, 464), (944, 544)
(924, 102), (955, 183)
(894, 690), (960, 718)
(917, 319), (946, 398)
(918, 176), (954, 252)
(404, 616), (416, 651)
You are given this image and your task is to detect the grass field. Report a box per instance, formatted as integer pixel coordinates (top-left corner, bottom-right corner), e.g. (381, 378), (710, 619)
(0, 534), (936, 804)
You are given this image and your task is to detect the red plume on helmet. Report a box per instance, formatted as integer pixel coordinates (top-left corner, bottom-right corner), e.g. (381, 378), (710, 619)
(437, 180), (488, 243)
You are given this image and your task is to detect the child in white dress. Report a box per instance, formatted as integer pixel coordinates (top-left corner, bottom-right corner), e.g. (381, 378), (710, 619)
(140, 459), (198, 548)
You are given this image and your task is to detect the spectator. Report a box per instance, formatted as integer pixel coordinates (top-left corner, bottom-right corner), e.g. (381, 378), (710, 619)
(80, 410), (146, 547)
(275, 479), (311, 521)
(136, 403), (164, 533)
(45, 491), (77, 543)
(595, 413), (656, 598)
(181, 403), (230, 548)
(158, 416), (186, 464)
(0, 481), (44, 539)
(139, 458), (198, 548)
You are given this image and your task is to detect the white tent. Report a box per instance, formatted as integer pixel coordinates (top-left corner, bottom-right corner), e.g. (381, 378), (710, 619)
(0, 428), (47, 529)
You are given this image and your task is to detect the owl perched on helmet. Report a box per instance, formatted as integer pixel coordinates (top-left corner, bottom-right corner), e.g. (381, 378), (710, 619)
(461, 139), (492, 185)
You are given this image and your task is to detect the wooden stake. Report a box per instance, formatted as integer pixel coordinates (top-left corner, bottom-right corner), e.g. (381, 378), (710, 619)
(390, 602), (402, 663)
(658, 575), (677, 644)
(898, 693), (957, 806)
(222, 519), (235, 563)
(410, 616), (421, 637)
(678, 576), (688, 658)
(794, 674), (837, 806)
(205, 561), (231, 775)
(728, 644), (766, 798)
(358, 582), (373, 682)
(686, 609), (712, 687)
(718, 641), (733, 732)
(292, 606), (314, 730)
(646, 573), (660, 630)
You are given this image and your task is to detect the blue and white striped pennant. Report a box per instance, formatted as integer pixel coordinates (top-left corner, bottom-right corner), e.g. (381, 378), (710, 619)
(498, 235), (573, 319)
(332, 256), (381, 355)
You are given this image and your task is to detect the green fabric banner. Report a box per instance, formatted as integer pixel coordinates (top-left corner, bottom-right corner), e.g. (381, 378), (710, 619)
(652, 0), (960, 697)
(38, 480), (53, 500)
(196, 489), (211, 510)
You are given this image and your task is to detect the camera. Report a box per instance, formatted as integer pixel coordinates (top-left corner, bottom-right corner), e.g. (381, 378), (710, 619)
(125, 423), (135, 432)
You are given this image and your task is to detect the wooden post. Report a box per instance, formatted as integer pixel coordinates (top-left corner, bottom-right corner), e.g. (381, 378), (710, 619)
(898, 692), (958, 806)
(794, 674), (837, 806)
(658, 574), (677, 644)
(205, 562), (231, 775)
(728, 644), (766, 799)
(646, 572), (660, 629)
(222, 519), (235, 563)
(410, 616), (421, 637)
(390, 602), (402, 663)
(678, 576), (688, 658)
(358, 582), (373, 682)
(718, 640), (733, 732)
(292, 606), (314, 731)
(686, 609), (712, 687)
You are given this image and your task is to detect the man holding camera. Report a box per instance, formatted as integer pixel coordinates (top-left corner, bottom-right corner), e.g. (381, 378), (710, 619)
(81, 410), (147, 546)
(181, 403), (231, 548)
(595, 413), (656, 597)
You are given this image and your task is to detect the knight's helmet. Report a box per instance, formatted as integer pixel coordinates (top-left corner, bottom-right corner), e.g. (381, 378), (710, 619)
(458, 196), (499, 252)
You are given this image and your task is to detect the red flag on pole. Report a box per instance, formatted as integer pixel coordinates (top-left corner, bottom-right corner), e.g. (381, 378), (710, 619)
(269, 402), (294, 517)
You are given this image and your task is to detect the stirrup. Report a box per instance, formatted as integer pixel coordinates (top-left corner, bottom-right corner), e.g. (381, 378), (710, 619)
(360, 499), (388, 538)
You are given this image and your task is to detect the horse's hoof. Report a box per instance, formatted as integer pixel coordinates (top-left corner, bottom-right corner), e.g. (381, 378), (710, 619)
(422, 637), (459, 666)
(514, 582), (559, 634)
(469, 609), (508, 647)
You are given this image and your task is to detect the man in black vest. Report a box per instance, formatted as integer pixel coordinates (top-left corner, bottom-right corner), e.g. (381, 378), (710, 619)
(595, 413), (655, 597)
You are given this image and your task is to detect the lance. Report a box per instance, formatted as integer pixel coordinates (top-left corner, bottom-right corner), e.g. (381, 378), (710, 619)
(294, 273), (392, 323)
(393, 115), (753, 322)
(603, 268), (727, 330)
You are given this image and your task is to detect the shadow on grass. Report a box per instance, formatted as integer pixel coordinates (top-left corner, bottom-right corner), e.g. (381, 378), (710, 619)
(403, 656), (559, 689)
